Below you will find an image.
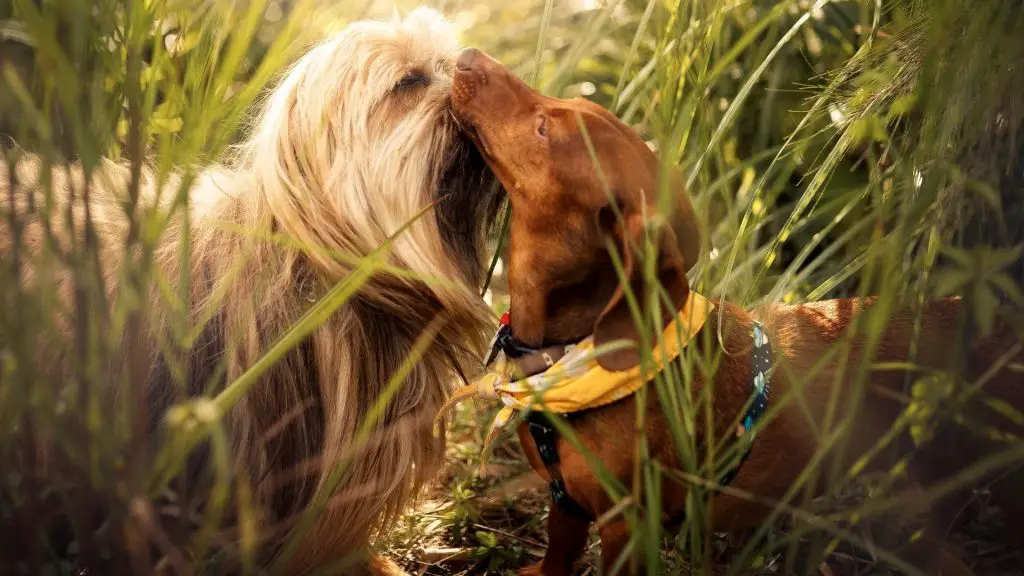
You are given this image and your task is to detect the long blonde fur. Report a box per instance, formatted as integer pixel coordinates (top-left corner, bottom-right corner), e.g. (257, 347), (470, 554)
(1, 7), (500, 574)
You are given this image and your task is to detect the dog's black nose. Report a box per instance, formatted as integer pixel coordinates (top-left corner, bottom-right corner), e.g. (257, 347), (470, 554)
(456, 48), (480, 71)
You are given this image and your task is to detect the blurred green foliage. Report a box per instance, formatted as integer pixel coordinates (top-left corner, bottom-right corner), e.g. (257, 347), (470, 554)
(2, 0), (1023, 574)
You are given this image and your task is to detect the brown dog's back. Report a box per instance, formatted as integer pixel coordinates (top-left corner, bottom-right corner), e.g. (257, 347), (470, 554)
(530, 296), (1024, 537)
(743, 296), (1024, 537)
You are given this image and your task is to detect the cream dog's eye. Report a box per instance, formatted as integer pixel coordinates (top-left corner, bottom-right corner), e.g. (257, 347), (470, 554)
(536, 114), (548, 138)
(394, 70), (429, 91)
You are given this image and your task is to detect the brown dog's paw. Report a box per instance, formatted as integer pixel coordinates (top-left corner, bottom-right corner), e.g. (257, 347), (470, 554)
(518, 562), (545, 576)
(366, 554), (410, 576)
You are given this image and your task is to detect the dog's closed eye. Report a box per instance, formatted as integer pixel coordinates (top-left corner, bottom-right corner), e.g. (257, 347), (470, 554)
(394, 70), (430, 91)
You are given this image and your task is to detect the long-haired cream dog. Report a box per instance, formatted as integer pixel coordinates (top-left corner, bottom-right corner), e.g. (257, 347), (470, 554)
(1, 7), (500, 574)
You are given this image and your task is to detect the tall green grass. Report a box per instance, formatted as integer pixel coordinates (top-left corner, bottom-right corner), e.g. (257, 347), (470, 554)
(521, 2), (1023, 575)
(2, 0), (1022, 574)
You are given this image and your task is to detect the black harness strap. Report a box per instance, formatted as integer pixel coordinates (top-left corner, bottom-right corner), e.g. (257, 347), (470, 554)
(526, 411), (593, 520)
(485, 313), (593, 519)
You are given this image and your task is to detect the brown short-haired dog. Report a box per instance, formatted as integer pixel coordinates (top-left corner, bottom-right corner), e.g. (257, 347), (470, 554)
(450, 47), (1024, 575)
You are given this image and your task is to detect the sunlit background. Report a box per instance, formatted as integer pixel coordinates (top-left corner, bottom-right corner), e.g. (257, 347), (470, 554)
(2, 0), (1023, 573)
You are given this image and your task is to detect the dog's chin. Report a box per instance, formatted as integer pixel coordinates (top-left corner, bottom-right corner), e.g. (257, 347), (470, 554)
(449, 108), (494, 159)
(435, 131), (504, 286)
(463, 124), (495, 160)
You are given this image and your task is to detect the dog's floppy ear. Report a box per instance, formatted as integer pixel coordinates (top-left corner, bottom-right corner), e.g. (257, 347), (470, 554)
(592, 207), (693, 371)
(669, 173), (703, 273)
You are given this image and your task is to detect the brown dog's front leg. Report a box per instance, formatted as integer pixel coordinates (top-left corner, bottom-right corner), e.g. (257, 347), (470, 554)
(519, 502), (590, 576)
(598, 521), (632, 576)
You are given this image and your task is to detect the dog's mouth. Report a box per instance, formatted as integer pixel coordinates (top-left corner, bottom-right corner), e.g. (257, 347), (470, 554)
(450, 111), (494, 160)
(466, 125), (495, 160)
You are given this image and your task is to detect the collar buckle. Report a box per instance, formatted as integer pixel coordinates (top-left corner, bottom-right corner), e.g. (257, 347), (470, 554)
(485, 311), (545, 366)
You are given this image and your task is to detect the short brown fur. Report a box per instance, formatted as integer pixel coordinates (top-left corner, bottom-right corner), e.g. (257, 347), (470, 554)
(450, 48), (1024, 575)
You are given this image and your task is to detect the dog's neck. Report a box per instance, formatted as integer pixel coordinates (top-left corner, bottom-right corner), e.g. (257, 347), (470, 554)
(508, 265), (622, 348)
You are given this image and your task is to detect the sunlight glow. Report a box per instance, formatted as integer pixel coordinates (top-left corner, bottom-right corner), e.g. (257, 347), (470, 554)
(828, 104), (847, 126)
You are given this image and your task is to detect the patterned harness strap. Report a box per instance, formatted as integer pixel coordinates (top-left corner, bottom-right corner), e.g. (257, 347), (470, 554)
(719, 321), (772, 487)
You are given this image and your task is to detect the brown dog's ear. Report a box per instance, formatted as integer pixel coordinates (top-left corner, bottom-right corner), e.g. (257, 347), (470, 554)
(593, 208), (691, 371)
(666, 171), (703, 273)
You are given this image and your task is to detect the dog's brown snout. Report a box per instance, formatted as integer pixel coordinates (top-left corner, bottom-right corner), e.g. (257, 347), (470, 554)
(456, 48), (480, 71)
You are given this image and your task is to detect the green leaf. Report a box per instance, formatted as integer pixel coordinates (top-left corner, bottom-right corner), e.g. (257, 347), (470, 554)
(984, 397), (1024, 427)
(908, 374), (954, 446)
(848, 115), (888, 146)
(973, 285), (998, 337)
(986, 246), (1023, 270)
(939, 245), (974, 268)
(931, 269), (970, 296)
(964, 178), (1002, 213)
(150, 115), (184, 134)
(476, 530), (499, 549)
(990, 273), (1024, 306)
(886, 92), (917, 120)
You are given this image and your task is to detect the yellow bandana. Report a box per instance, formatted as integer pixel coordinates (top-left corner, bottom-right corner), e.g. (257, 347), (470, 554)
(437, 292), (715, 466)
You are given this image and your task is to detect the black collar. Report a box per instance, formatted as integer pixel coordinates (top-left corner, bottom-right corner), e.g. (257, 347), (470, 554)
(485, 311), (583, 366)
(485, 311), (535, 362)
